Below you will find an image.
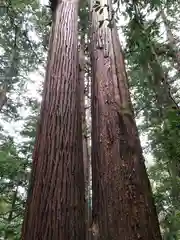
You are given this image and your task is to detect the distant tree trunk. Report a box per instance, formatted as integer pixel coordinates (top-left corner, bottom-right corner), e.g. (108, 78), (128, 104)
(0, 23), (21, 112)
(21, 1), (85, 239)
(160, 9), (180, 71)
(147, 47), (179, 111)
(89, 0), (162, 239)
(0, 89), (7, 111)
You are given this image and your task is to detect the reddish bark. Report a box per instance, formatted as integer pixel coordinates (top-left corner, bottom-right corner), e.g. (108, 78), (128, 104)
(21, 1), (85, 239)
(90, 1), (162, 239)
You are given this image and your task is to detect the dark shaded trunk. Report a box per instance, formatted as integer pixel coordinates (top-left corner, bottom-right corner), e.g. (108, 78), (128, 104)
(89, 1), (162, 239)
(21, 1), (85, 239)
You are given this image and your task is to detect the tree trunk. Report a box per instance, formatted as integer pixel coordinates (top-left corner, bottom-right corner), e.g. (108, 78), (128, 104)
(21, 1), (85, 239)
(0, 89), (7, 111)
(147, 47), (179, 111)
(89, 0), (162, 239)
(0, 22), (21, 112)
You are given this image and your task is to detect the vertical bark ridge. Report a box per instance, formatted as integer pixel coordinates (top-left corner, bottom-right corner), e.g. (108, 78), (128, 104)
(21, 2), (85, 240)
(90, 0), (162, 239)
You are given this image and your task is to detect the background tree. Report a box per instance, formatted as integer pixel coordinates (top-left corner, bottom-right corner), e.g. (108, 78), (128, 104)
(0, 1), (45, 238)
(121, 0), (180, 238)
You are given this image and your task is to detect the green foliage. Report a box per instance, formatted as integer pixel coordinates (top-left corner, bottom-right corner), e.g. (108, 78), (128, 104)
(0, 0), (44, 239)
(79, 0), (89, 38)
(0, 0), (179, 239)
(122, 0), (180, 237)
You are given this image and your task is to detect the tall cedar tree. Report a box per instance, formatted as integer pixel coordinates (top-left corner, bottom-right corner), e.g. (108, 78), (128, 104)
(90, 0), (162, 239)
(21, 1), (85, 239)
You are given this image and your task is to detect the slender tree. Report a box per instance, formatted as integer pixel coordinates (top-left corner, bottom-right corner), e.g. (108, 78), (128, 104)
(89, 0), (162, 239)
(21, 1), (85, 239)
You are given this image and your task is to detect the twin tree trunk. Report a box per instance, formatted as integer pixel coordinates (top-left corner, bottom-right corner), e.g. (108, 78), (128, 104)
(90, 0), (162, 239)
(22, 0), (162, 239)
(21, 1), (85, 239)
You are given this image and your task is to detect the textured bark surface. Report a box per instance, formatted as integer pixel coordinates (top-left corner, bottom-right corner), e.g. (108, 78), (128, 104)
(90, 0), (162, 239)
(21, 1), (85, 239)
